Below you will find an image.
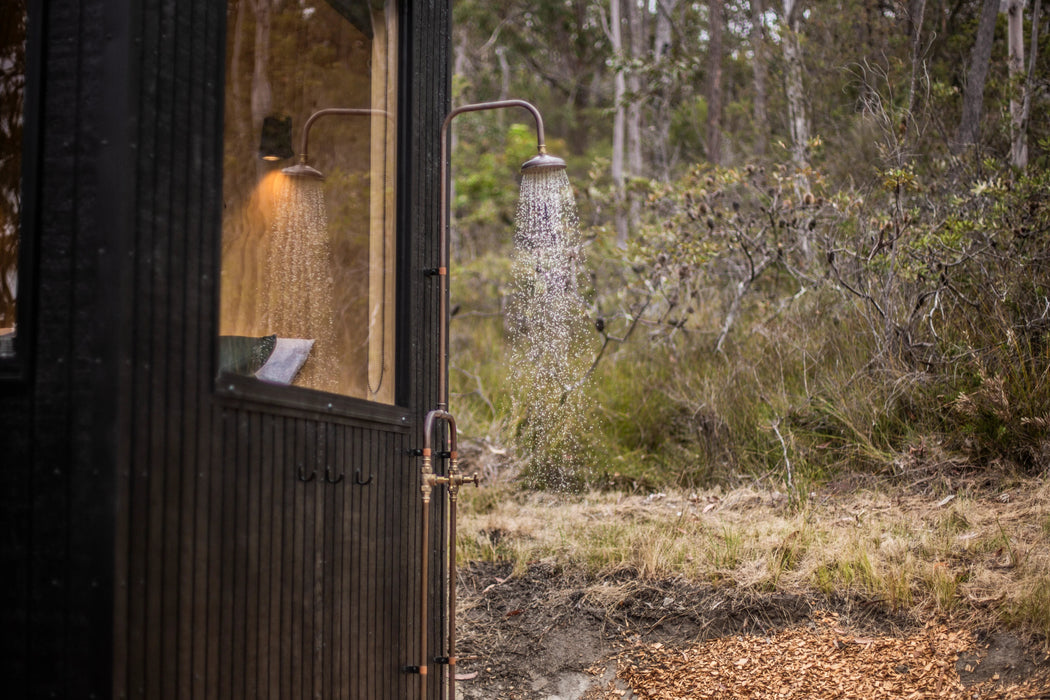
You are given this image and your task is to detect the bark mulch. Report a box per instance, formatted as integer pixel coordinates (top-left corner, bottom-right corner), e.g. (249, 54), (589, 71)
(595, 612), (1049, 699)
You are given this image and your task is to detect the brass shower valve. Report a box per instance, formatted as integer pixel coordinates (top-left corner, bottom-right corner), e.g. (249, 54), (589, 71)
(451, 472), (480, 488)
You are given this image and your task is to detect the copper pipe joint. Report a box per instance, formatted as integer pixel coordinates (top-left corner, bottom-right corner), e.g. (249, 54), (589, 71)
(420, 452), (434, 504)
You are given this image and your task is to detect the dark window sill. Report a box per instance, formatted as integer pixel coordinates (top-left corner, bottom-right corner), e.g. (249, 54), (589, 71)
(216, 372), (412, 430)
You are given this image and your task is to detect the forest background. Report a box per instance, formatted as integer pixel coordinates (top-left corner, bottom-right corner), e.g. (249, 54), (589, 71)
(446, 0), (1050, 496)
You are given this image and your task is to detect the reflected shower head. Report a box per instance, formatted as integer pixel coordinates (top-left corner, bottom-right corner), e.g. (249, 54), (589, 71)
(521, 149), (566, 173)
(279, 108), (390, 180)
(282, 158), (325, 180)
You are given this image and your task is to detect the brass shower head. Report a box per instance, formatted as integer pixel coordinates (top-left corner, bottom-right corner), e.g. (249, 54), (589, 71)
(520, 150), (566, 173)
(282, 158), (325, 180)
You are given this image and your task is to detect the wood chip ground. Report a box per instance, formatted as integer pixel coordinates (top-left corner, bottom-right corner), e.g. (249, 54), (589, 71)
(594, 613), (1049, 699)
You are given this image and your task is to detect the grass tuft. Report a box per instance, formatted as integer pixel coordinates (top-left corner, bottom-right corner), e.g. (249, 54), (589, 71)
(457, 481), (1050, 645)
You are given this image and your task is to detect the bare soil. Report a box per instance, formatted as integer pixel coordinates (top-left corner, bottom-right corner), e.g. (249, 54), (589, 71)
(455, 561), (1050, 699)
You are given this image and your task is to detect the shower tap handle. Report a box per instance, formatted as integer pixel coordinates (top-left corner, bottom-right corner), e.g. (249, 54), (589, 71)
(452, 472), (480, 488)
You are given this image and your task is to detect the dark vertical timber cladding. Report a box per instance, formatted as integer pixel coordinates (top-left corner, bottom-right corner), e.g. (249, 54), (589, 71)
(118, 0), (445, 697)
(193, 1), (225, 697)
(322, 422), (337, 699)
(175, 0), (206, 696)
(0, 5), (41, 686)
(28, 0), (79, 695)
(3, 0), (447, 697)
(432, 0), (451, 678)
(220, 411), (238, 700)
(257, 411), (275, 700)
(160, 1), (186, 697)
(295, 419), (306, 700)
(348, 425), (363, 694)
(399, 2), (450, 697)
(350, 431), (363, 697)
(19, 0), (133, 694)
(278, 415), (294, 700)
(125, 0), (158, 692)
(0, 391), (31, 699)
(308, 420), (318, 699)
(245, 410), (263, 700)
(366, 429), (379, 696)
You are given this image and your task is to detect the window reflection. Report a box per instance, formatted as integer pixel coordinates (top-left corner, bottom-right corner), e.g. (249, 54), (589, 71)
(220, 0), (397, 403)
(0, 0), (26, 359)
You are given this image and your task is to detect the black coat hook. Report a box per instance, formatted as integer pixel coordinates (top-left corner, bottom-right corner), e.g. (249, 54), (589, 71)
(324, 465), (344, 484)
(297, 465), (316, 482)
(353, 469), (374, 486)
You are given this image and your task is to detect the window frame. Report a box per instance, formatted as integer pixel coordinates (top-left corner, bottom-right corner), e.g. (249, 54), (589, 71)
(213, 0), (409, 425)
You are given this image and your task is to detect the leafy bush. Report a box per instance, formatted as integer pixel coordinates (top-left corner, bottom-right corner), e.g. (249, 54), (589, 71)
(451, 149), (1050, 490)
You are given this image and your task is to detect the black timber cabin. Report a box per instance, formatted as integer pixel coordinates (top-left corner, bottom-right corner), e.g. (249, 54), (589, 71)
(1, 1), (459, 697)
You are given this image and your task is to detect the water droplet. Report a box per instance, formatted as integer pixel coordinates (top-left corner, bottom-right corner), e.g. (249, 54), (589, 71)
(263, 175), (339, 390)
(509, 169), (593, 490)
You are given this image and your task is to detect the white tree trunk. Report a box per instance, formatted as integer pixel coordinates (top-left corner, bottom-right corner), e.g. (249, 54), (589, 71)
(781, 0), (810, 169)
(1020, 0), (1043, 170)
(906, 0), (927, 118)
(250, 0), (273, 130)
(249, 0), (273, 181)
(707, 0), (724, 165)
(957, 0), (1000, 148)
(625, 0), (646, 240)
(626, 0), (644, 179)
(450, 29), (470, 252)
(653, 0), (678, 179)
(610, 0), (628, 247)
(1007, 0), (1027, 169)
(750, 0), (769, 158)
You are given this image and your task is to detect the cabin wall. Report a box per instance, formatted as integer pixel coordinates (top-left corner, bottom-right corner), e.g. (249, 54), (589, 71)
(0, 0), (451, 697)
(0, 0), (136, 696)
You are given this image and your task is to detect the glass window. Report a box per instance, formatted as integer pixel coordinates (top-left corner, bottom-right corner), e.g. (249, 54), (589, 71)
(220, 0), (398, 403)
(0, 0), (26, 360)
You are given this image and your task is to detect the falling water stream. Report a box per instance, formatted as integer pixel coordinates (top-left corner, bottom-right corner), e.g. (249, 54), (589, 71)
(509, 168), (593, 488)
(264, 174), (338, 390)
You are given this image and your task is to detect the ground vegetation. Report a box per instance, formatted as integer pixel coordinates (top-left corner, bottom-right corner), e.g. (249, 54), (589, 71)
(446, 1), (1050, 694)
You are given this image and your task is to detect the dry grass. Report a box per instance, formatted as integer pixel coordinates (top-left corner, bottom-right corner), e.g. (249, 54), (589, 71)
(458, 478), (1050, 647)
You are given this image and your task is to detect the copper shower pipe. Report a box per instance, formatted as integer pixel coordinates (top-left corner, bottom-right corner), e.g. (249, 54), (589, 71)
(416, 100), (558, 700)
(435, 99), (557, 411)
(443, 422), (477, 700)
(282, 108), (392, 179)
(416, 409), (478, 700)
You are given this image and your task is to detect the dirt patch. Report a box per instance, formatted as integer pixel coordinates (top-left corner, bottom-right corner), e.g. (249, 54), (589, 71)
(455, 561), (1050, 699)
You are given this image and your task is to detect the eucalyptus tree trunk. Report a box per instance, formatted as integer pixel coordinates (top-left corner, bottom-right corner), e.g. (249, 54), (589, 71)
(957, 0), (999, 149)
(1007, 0), (1027, 169)
(450, 29), (470, 252)
(248, 0), (274, 183)
(626, 0), (646, 238)
(1019, 0), (1044, 170)
(781, 0), (810, 169)
(626, 0), (645, 177)
(706, 0), (724, 165)
(497, 46), (511, 102)
(249, 0), (273, 131)
(906, 0), (927, 118)
(750, 0), (769, 158)
(653, 0), (678, 179)
(609, 0), (628, 247)
(230, 0), (248, 141)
